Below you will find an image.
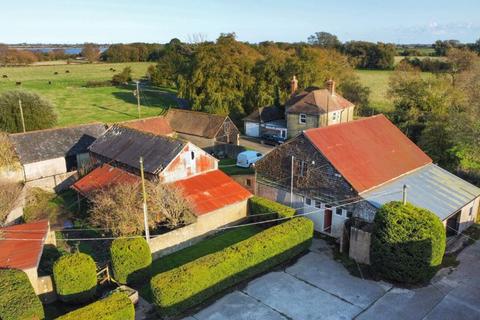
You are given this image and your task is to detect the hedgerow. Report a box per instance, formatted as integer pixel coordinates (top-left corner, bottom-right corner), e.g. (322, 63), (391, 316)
(370, 201), (446, 284)
(56, 292), (134, 320)
(110, 237), (152, 285)
(249, 195), (296, 221)
(151, 217), (313, 316)
(53, 252), (97, 303)
(0, 269), (44, 320)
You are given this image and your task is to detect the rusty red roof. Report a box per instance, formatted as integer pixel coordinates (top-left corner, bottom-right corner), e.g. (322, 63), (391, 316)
(120, 117), (173, 136)
(0, 220), (49, 270)
(172, 170), (252, 216)
(304, 115), (432, 193)
(72, 164), (140, 196)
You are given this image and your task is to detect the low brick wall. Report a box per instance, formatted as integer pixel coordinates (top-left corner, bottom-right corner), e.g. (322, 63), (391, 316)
(149, 200), (248, 259)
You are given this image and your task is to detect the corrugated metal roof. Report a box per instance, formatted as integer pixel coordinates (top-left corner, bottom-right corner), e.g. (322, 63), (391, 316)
(89, 125), (186, 175)
(120, 117), (173, 136)
(362, 164), (480, 221)
(172, 170), (252, 216)
(304, 115), (432, 192)
(286, 89), (354, 115)
(9, 123), (106, 164)
(72, 164), (140, 196)
(165, 109), (229, 139)
(0, 220), (49, 270)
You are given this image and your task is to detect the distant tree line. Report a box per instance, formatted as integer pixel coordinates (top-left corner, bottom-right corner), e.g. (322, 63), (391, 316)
(148, 34), (370, 120)
(100, 43), (162, 62)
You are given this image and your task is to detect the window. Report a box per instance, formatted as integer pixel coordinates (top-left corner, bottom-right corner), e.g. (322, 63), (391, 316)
(191, 151), (195, 160)
(305, 198), (312, 206)
(335, 208), (342, 216)
(299, 113), (307, 124)
(315, 201), (322, 209)
(347, 211), (353, 218)
(281, 130), (287, 138)
(299, 160), (307, 177)
(469, 206), (473, 216)
(246, 179), (252, 187)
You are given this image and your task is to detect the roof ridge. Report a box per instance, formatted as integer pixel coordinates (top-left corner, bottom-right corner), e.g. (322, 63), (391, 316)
(8, 122), (105, 136)
(113, 124), (186, 145)
(303, 114), (385, 133)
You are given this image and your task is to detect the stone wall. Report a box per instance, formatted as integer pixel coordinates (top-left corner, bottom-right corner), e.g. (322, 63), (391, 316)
(149, 200), (249, 259)
(286, 113), (319, 138)
(25, 171), (77, 192)
(349, 227), (372, 265)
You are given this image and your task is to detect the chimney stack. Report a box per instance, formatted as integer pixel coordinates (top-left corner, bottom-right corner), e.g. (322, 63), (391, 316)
(290, 75), (298, 96)
(325, 79), (335, 96)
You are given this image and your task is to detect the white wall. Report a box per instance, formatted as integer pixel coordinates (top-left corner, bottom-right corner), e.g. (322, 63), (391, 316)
(23, 158), (66, 181)
(245, 122), (260, 137)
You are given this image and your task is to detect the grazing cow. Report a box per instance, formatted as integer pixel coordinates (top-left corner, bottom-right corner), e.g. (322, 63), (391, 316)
(65, 70), (70, 73)
(112, 69), (116, 72)
(54, 72), (58, 75)
(2, 75), (7, 79)
(48, 81), (52, 85)
(15, 81), (21, 86)
(109, 67), (114, 71)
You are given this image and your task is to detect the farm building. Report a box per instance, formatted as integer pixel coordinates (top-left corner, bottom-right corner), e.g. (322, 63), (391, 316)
(120, 116), (174, 136)
(255, 115), (480, 262)
(165, 109), (240, 155)
(74, 125), (252, 256)
(8, 123), (106, 190)
(0, 220), (56, 296)
(243, 80), (355, 140)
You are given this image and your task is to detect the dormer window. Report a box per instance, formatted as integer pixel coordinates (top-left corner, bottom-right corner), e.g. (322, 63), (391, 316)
(299, 113), (307, 124)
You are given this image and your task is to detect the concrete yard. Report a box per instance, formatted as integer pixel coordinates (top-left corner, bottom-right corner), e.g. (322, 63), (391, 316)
(185, 239), (480, 320)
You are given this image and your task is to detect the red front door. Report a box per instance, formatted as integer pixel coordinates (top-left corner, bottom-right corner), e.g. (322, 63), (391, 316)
(324, 209), (332, 233)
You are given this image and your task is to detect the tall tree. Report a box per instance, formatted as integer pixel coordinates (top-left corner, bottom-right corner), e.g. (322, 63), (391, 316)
(308, 32), (342, 49)
(81, 43), (100, 63)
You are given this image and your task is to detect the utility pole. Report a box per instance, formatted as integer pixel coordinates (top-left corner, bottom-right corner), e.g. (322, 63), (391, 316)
(18, 99), (26, 133)
(139, 157), (150, 242)
(290, 155), (295, 206)
(326, 95), (330, 126)
(134, 81), (141, 119)
(402, 184), (408, 205)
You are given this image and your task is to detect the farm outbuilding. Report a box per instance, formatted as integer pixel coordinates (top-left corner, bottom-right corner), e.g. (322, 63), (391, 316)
(9, 123), (106, 190)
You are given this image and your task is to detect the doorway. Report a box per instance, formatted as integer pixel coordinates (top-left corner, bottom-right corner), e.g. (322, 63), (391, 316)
(446, 211), (460, 237)
(324, 208), (332, 233)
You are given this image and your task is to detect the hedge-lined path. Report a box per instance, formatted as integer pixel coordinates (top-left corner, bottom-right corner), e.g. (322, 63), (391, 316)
(182, 239), (480, 320)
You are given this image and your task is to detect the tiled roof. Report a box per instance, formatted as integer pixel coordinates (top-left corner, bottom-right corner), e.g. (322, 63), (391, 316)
(304, 115), (432, 193)
(120, 117), (173, 136)
(243, 106), (284, 123)
(286, 89), (354, 115)
(72, 164), (140, 196)
(89, 125), (186, 175)
(165, 109), (229, 139)
(9, 123), (106, 164)
(172, 170), (252, 216)
(0, 220), (49, 270)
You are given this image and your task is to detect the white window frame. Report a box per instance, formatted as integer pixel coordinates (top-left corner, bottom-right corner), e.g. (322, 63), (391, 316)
(305, 198), (313, 206)
(299, 113), (307, 124)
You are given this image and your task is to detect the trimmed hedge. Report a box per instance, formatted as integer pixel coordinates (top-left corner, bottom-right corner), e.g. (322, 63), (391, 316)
(249, 196), (296, 221)
(56, 292), (134, 320)
(53, 252), (97, 303)
(110, 237), (152, 285)
(0, 269), (44, 320)
(371, 201), (446, 284)
(151, 217), (313, 316)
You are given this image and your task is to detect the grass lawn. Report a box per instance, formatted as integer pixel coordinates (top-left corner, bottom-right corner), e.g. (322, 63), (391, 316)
(139, 225), (262, 301)
(219, 158), (254, 176)
(0, 62), (178, 126)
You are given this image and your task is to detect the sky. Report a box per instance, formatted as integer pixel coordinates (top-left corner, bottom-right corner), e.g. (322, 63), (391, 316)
(2, 0), (479, 44)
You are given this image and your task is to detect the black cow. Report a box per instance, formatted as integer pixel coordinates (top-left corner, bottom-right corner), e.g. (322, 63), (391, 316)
(2, 75), (7, 79)
(54, 72), (58, 75)
(65, 70), (70, 73)
(15, 81), (21, 86)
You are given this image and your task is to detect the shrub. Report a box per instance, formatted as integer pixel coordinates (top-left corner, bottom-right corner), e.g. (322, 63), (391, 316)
(112, 67), (132, 85)
(370, 201), (446, 284)
(85, 80), (112, 88)
(0, 131), (20, 169)
(0, 269), (44, 320)
(249, 195), (296, 221)
(110, 237), (152, 285)
(0, 182), (22, 225)
(0, 90), (57, 133)
(56, 292), (134, 320)
(53, 252), (98, 303)
(24, 187), (63, 224)
(151, 217), (313, 316)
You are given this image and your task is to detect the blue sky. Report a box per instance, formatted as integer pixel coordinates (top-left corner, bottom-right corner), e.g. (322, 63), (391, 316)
(2, 0), (479, 44)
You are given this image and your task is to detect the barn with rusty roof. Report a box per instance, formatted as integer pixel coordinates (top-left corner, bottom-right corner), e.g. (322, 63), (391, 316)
(255, 115), (480, 247)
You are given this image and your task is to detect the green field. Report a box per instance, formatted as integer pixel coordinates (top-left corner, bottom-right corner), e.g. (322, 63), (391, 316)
(356, 69), (395, 114)
(0, 62), (178, 126)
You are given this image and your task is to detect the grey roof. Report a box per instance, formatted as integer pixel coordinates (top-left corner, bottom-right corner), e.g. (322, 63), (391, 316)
(9, 123), (106, 164)
(89, 125), (186, 174)
(243, 106), (284, 123)
(362, 164), (480, 221)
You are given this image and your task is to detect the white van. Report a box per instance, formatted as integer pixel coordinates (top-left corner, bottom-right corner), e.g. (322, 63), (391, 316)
(236, 151), (263, 168)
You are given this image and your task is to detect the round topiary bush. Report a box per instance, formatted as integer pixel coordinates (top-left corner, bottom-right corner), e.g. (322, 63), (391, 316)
(371, 201), (446, 284)
(110, 237), (152, 285)
(0, 269), (45, 320)
(53, 252), (97, 303)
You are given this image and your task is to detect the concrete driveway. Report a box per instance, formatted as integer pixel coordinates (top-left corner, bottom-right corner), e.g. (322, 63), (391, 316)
(185, 239), (480, 320)
(239, 136), (274, 155)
